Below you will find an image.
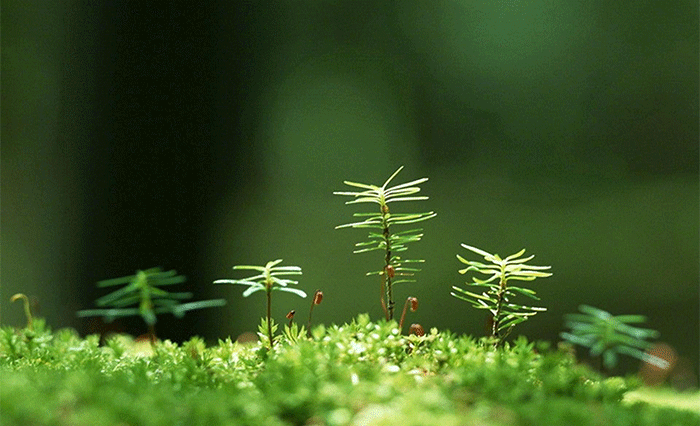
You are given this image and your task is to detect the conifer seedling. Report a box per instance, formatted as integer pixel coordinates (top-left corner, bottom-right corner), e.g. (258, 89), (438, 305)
(560, 304), (669, 373)
(78, 268), (226, 342)
(334, 166), (435, 320)
(451, 244), (552, 347)
(214, 259), (306, 348)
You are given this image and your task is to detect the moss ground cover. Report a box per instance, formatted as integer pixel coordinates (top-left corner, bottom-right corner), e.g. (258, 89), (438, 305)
(2, 316), (697, 426)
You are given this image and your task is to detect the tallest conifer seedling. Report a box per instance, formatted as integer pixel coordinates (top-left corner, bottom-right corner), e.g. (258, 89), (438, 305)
(335, 166), (435, 320)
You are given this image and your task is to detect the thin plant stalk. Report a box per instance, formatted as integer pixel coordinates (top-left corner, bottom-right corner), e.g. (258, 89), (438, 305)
(307, 290), (323, 337)
(380, 273), (388, 319)
(147, 325), (157, 346)
(10, 294), (34, 331)
(381, 206), (394, 319)
(398, 296), (418, 334)
(266, 286), (273, 347)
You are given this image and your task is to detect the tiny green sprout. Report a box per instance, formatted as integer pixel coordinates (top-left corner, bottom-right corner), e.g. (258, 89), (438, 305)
(214, 259), (306, 349)
(282, 319), (307, 344)
(560, 304), (670, 373)
(334, 166), (436, 320)
(78, 268), (226, 342)
(10, 293), (34, 330)
(451, 244), (552, 347)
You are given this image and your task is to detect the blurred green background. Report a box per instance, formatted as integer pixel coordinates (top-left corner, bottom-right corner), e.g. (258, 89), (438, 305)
(2, 2), (697, 379)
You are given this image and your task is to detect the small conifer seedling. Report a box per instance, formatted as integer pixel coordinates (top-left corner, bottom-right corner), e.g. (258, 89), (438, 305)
(560, 304), (670, 373)
(77, 268), (226, 342)
(334, 166), (435, 320)
(451, 244), (552, 347)
(214, 259), (306, 348)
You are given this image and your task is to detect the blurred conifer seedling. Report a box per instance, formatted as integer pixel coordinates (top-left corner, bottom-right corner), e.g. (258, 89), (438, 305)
(78, 268), (226, 342)
(560, 304), (669, 373)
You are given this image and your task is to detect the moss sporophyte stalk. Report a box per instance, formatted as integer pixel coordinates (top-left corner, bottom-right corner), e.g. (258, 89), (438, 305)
(10, 293), (34, 330)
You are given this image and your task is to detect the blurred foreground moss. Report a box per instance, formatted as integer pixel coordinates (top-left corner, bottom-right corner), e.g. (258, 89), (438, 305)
(2, 315), (698, 426)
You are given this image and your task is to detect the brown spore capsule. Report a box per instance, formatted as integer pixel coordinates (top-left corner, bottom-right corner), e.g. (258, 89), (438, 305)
(409, 323), (425, 337)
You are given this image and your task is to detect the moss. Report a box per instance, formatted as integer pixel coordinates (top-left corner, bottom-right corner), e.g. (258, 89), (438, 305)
(1, 317), (697, 426)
